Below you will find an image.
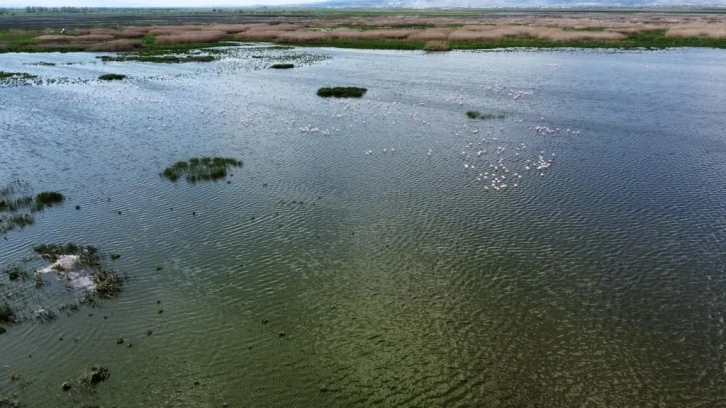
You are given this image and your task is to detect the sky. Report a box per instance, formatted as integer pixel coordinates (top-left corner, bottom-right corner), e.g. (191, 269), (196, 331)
(2, 0), (724, 7)
(0, 0), (327, 6)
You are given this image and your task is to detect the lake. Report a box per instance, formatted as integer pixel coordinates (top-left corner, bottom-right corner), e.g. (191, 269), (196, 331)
(1, 45), (726, 407)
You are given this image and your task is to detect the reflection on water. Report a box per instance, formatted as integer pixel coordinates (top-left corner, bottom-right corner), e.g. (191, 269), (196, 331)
(1, 46), (726, 407)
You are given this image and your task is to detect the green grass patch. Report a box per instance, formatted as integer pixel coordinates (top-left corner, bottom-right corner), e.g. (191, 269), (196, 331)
(162, 157), (243, 183)
(317, 86), (367, 98)
(270, 63), (294, 69)
(98, 73), (126, 81)
(466, 111), (505, 120)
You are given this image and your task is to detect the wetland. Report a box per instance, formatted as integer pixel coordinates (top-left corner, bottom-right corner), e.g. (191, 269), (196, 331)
(0, 38), (726, 407)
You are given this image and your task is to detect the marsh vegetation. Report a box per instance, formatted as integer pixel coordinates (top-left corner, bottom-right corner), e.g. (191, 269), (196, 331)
(466, 111), (505, 120)
(4, 11), (726, 55)
(270, 63), (294, 69)
(317, 87), (367, 98)
(79, 366), (110, 387)
(0, 181), (65, 234)
(99, 54), (216, 63)
(162, 157), (243, 182)
(98, 73), (126, 81)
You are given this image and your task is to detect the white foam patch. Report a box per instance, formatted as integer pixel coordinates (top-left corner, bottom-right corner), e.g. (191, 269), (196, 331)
(37, 254), (96, 291)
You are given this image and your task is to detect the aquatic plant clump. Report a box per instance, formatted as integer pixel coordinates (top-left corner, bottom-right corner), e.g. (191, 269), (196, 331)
(0, 71), (38, 86)
(98, 73), (126, 81)
(162, 157), (243, 183)
(100, 55), (216, 63)
(466, 111), (505, 120)
(270, 63), (294, 69)
(0, 300), (15, 323)
(34, 243), (123, 298)
(317, 87), (367, 98)
(79, 366), (110, 387)
(3, 265), (29, 281)
(35, 191), (64, 209)
(0, 181), (64, 234)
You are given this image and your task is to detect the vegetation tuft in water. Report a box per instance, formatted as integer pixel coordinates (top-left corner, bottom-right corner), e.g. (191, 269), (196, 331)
(100, 55), (216, 63)
(33, 243), (123, 300)
(317, 87), (367, 98)
(0, 181), (64, 234)
(33, 243), (82, 263)
(0, 71), (38, 82)
(79, 366), (110, 387)
(0, 300), (15, 323)
(98, 73), (126, 81)
(3, 265), (29, 281)
(466, 111), (505, 120)
(93, 270), (123, 299)
(161, 157), (243, 183)
(270, 63), (294, 69)
(34, 191), (64, 209)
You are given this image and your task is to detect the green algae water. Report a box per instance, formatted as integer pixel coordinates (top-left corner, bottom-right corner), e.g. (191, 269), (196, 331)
(1, 46), (726, 407)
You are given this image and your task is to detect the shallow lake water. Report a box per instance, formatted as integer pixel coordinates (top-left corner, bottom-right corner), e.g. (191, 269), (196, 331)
(1, 45), (726, 407)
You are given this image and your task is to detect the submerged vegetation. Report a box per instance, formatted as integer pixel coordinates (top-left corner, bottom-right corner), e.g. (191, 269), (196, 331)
(34, 243), (123, 299)
(0, 71), (37, 80)
(98, 73), (126, 81)
(0, 181), (65, 234)
(0, 243), (124, 334)
(317, 87), (367, 98)
(0, 300), (15, 323)
(79, 366), (110, 387)
(466, 111), (505, 120)
(162, 157), (243, 183)
(99, 54), (216, 63)
(35, 191), (65, 208)
(3, 265), (29, 281)
(0, 71), (38, 86)
(270, 63), (294, 69)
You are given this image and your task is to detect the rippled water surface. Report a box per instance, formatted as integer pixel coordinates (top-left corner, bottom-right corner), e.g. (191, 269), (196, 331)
(2, 46), (726, 407)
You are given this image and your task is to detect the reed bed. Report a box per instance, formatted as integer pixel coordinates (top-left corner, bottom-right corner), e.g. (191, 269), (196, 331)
(424, 40), (450, 51)
(277, 31), (332, 43)
(88, 39), (142, 52)
(665, 24), (726, 39)
(155, 31), (227, 45)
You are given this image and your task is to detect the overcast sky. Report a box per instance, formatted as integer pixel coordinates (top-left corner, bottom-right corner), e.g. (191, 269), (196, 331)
(0, 0), (328, 6)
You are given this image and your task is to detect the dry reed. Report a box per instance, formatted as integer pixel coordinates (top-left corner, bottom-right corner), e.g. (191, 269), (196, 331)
(665, 24), (726, 39)
(155, 31), (227, 45)
(424, 40), (450, 51)
(88, 39), (143, 52)
(277, 31), (332, 42)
